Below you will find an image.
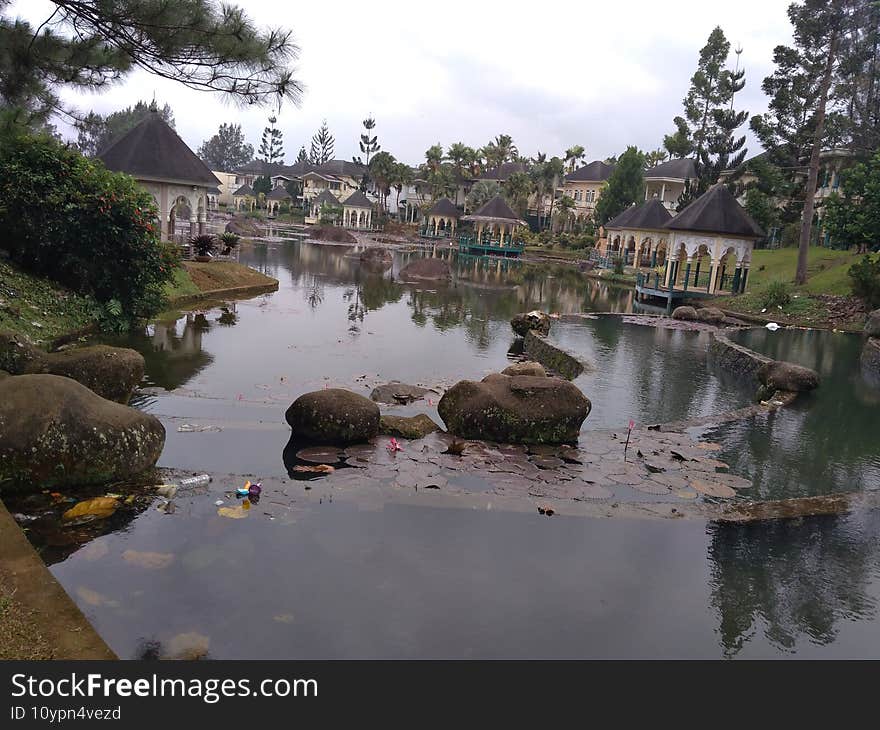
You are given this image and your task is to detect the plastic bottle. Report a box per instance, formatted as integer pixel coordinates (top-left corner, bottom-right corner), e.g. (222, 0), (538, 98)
(178, 474), (212, 488)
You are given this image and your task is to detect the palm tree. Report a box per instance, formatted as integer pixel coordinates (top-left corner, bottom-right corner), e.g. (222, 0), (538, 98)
(530, 159), (547, 228)
(504, 171), (534, 218)
(446, 142), (476, 179)
(494, 134), (518, 162)
(425, 144), (443, 173)
(555, 195), (576, 232)
(466, 180), (501, 212)
(369, 151), (397, 212)
(391, 163), (413, 220)
(645, 148), (669, 168)
(564, 145), (586, 173)
(542, 156), (565, 230)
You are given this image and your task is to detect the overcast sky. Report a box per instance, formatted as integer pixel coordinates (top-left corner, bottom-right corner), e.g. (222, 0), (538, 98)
(12, 0), (795, 166)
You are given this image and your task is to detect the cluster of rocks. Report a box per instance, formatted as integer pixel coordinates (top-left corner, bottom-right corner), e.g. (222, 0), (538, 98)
(510, 310), (551, 337)
(862, 309), (880, 385)
(399, 258), (452, 282)
(671, 305), (726, 325)
(0, 331), (164, 492)
(285, 363), (591, 449)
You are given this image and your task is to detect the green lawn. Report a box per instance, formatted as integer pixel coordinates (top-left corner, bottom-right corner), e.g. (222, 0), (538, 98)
(746, 247), (863, 295)
(162, 266), (200, 301)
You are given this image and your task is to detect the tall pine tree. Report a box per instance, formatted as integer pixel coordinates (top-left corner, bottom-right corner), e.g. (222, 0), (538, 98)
(296, 146), (308, 163)
(359, 116), (380, 164)
(258, 115), (284, 165)
(309, 120), (334, 165)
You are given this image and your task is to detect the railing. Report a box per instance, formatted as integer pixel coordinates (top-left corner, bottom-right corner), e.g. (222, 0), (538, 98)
(457, 235), (524, 256)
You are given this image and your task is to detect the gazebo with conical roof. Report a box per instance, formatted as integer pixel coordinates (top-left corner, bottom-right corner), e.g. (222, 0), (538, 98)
(661, 184), (765, 295)
(603, 198), (672, 268)
(232, 183), (256, 212)
(342, 190), (374, 230)
(267, 185), (293, 216)
(307, 189), (340, 224)
(424, 198), (461, 237)
(461, 195), (526, 255)
(99, 112), (219, 238)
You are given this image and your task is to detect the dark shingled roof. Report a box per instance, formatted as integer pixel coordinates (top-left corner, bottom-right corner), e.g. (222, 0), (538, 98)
(343, 190), (373, 208)
(605, 199), (672, 230)
(663, 184), (765, 238)
(479, 162), (527, 181)
(313, 190), (339, 206)
(644, 157), (697, 181)
(427, 198), (460, 218)
(467, 195), (523, 223)
(268, 187), (292, 200)
(564, 160), (614, 182)
(99, 113), (219, 186)
(233, 184), (255, 196)
(317, 159), (367, 179)
(207, 185), (221, 194)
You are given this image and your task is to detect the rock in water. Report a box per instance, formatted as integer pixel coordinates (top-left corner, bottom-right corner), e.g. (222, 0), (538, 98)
(757, 360), (820, 392)
(285, 388), (380, 444)
(399, 258), (452, 281)
(510, 311), (551, 337)
(360, 247), (392, 269)
(865, 309), (880, 338)
(379, 414), (442, 439)
(370, 382), (431, 404)
(501, 361), (547, 377)
(438, 373), (591, 444)
(695, 307), (725, 325)
(671, 306), (697, 321)
(0, 331), (144, 403)
(861, 337), (880, 386)
(0, 374), (165, 492)
(42, 345), (144, 404)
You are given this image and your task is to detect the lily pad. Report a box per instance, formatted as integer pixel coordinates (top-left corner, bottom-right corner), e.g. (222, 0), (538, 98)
(690, 479), (736, 499)
(296, 447), (344, 464)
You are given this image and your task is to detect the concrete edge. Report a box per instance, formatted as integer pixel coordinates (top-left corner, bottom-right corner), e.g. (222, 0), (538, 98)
(0, 500), (116, 659)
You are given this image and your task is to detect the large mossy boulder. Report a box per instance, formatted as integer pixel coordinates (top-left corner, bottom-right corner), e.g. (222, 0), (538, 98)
(757, 360), (820, 393)
(399, 258), (452, 282)
(695, 307), (725, 325)
(861, 337), (880, 386)
(511, 310), (551, 337)
(285, 388), (380, 444)
(438, 373), (591, 444)
(865, 309), (880, 338)
(43, 346), (144, 404)
(671, 306), (697, 321)
(0, 331), (144, 403)
(0, 374), (165, 492)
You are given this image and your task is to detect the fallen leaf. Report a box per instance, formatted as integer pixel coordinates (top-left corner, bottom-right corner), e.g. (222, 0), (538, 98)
(217, 505), (249, 519)
(292, 464), (335, 474)
(63, 497), (120, 522)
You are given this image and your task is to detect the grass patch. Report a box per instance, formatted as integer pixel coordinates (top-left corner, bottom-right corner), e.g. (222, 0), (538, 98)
(0, 259), (97, 341)
(746, 247), (860, 293)
(180, 261), (277, 294)
(163, 266), (201, 302)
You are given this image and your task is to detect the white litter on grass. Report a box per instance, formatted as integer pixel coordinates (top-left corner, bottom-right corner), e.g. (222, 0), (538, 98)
(215, 499), (224, 506)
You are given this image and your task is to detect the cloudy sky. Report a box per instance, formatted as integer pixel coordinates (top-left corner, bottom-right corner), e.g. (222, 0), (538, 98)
(12, 0), (795, 166)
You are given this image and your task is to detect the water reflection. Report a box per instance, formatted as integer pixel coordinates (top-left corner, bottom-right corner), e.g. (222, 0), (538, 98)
(708, 512), (880, 657)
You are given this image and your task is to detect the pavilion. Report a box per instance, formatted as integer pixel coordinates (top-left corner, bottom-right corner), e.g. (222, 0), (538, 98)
(306, 189), (340, 225)
(232, 184), (256, 212)
(603, 198), (672, 268)
(460, 196), (526, 255)
(342, 190), (374, 229)
(267, 186), (293, 216)
(424, 198), (460, 237)
(99, 112), (219, 238)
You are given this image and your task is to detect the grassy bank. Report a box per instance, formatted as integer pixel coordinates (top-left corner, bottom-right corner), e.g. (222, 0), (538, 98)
(714, 247), (872, 330)
(0, 259), (98, 341)
(164, 261), (279, 304)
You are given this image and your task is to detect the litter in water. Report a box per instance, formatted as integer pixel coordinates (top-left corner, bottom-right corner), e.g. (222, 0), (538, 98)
(177, 424), (222, 433)
(179, 474), (211, 488)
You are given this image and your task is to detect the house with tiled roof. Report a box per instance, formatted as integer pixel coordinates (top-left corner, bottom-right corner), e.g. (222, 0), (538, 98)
(558, 160), (615, 218)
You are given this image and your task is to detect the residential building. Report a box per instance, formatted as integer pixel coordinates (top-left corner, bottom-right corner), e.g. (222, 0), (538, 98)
(558, 160), (615, 219)
(643, 158), (697, 211)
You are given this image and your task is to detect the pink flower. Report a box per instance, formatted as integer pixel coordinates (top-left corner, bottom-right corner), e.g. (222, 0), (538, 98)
(387, 438), (403, 453)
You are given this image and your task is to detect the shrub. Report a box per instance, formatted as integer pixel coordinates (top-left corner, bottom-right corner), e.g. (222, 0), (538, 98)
(848, 255), (880, 309)
(191, 234), (217, 257)
(613, 256), (625, 275)
(0, 132), (174, 325)
(219, 232), (240, 249)
(760, 280), (792, 309)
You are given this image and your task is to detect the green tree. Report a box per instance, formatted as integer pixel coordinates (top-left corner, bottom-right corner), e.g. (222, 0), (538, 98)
(368, 151), (396, 211)
(645, 148), (669, 168)
(391, 162), (414, 220)
(427, 163), (457, 202)
(564, 145), (586, 173)
(446, 142), (476, 178)
(663, 117), (694, 159)
(253, 175), (271, 199)
(198, 122), (253, 170)
(309, 120), (334, 165)
(425, 143), (443, 172)
(743, 188), (780, 237)
(555, 195), (576, 232)
(504, 171), (534, 217)
(824, 151), (880, 252)
(593, 146), (646, 226)
(296, 145), (308, 163)
(542, 156), (565, 228)
(258, 115), (284, 164)
(75, 100), (174, 156)
(358, 115), (380, 165)
(0, 0), (301, 129)
(466, 180), (501, 212)
(483, 134), (518, 168)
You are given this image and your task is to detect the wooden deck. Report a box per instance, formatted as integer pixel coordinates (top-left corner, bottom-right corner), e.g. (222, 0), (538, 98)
(458, 236), (524, 258)
(634, 271), (725, 314)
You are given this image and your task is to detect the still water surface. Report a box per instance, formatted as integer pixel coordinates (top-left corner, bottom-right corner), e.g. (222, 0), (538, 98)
(41, 240), (880, 658)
